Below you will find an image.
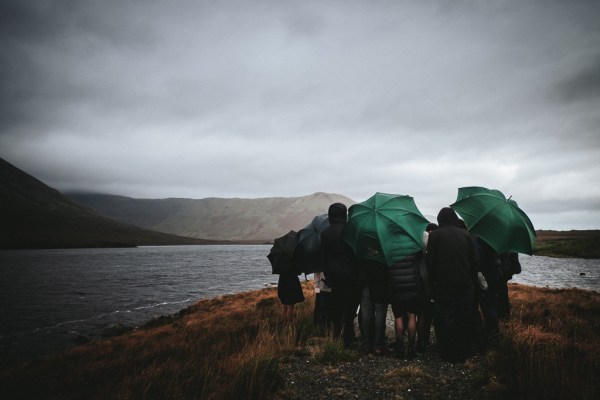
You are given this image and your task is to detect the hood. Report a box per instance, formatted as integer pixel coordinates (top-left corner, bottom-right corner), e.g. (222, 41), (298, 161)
(328, 202), (347, 223)
(437, 207), (459, 227)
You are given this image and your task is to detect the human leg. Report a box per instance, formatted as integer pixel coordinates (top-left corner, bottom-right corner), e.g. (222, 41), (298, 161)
(374, 302), (388, 352)
(360, 286), (375, 352)
(497, 279), (510, 320)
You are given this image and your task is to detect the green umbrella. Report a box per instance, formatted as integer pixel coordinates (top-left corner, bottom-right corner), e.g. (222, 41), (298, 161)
(342, 192), (429, 266)
(450, 186), (536, 255)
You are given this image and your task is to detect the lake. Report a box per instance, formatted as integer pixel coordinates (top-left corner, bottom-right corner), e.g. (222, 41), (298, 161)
(1, 245), (598, 362)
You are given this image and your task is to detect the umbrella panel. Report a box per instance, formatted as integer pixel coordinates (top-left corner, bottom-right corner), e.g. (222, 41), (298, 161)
(294, 214), (329, 274)
(267, 230), (298, 274)
(451, 186), (536, 255)
(343, 193), (429, 266)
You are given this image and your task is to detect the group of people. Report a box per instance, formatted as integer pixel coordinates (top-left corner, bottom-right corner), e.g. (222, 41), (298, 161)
(277, 202), (520, 363)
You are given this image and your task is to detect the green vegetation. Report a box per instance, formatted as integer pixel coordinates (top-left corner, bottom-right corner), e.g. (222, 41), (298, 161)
(533, 230), (600, 258)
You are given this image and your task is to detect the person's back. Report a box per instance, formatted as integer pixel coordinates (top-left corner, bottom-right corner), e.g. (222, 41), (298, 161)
(321, 205), (357, 288)
(425, 207), (478, 363)
(426, 222), (478, 295)
(387, 252), (422, 304)
(320, 202), (359, 347)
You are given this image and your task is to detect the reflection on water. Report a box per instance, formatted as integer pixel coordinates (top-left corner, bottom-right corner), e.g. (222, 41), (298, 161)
(0, 245), (598, 362)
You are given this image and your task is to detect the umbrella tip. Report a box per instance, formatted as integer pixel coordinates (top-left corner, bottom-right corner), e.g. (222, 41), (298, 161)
(507, 195), (513, 201)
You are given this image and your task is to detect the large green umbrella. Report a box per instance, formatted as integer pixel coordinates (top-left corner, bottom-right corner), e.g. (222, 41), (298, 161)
(450, 186), (536, 255)
(342, 192), (429, 266)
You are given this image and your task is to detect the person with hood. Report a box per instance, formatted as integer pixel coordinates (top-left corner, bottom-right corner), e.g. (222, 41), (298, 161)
(426, 207), (479, 363)
(320, 202), (360, 348)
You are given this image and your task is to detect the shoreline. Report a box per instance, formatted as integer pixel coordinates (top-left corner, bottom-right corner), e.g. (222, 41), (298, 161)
(1, 282), (599, 399)
(1, 278), (597, 369)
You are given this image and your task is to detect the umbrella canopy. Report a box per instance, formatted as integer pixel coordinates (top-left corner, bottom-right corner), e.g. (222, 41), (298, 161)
(294, 214), (329, 274)
(342, 192), (429, 266)
(450, 186), (536, 255)
(267, 230), (298, 274)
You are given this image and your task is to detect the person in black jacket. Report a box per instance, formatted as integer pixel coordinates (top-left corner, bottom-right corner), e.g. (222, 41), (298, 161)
(359, 259), (388, 354)
(477, 237), (502, 347)
(320, 203), (360, 347)
(498, 252), (521, 320)
(426, 207), (479, 363)
(387, 251), (424, 359)
(417, 222), (438, 352)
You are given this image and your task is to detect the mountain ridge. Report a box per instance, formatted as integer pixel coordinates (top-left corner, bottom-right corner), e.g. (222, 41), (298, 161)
(65, 191), (356, 242)
(0, 158), (223, 249)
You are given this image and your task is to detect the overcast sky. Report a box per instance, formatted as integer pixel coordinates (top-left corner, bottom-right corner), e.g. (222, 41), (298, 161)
(1, 0), (599, 230)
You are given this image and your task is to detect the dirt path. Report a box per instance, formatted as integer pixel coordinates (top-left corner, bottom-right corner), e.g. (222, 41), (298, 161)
(277, 310), (501, 400)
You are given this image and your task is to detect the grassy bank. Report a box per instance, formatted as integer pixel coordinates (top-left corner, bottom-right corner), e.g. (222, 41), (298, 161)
(534, 230), (600, 258)
(494, 284), (600, 400)
(1, 283), (598, 399)
(0, 284), (317, 400)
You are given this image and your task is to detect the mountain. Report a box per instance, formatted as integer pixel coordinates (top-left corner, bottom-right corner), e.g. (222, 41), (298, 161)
(0, 158), (220, 249)
(66, 192), (357, 242)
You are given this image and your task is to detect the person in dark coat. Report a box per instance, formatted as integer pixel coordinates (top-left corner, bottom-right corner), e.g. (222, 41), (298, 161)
(387, 251), (424, 359)
(359, 259), (388, 354)
(477, 237), (502, 346)
(320, 203), (360, 347)
(417, 222), (438, 352)
(426, 207), (479, 363)
(498, 252), (521, 319)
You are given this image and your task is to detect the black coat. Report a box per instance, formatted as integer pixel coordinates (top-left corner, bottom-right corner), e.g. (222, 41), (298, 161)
(386, 252), (423, 304)
(320, 222), (357, 290)
(477, 238), (502, 285)
(426, 224), (479, 297)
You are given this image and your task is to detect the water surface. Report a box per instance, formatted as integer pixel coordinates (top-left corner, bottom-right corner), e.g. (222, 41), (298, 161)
(1, 246), (598, 362)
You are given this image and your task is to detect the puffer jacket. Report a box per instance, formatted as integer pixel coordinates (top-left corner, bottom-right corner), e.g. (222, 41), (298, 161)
(386, 252), (423, 304)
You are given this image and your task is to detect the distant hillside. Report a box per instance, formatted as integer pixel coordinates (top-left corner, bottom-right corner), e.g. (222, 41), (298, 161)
(66, 192), (357, 242)
(0, 158), (220, 249)
(534, 230), (600, 258)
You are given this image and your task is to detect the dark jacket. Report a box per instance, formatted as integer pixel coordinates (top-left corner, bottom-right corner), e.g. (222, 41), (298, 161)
(386, 252), (423, 304)
(500, 252), (521, 280)
(320, 203), (357, 289)
(426, 208), (479, 297)
(359, 259), (388, 303)
(478, 238), (502, 285)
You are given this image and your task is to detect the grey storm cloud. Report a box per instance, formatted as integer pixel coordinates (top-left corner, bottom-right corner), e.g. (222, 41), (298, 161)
(1, 0), (600, 230)
(556, 57), (600, 103)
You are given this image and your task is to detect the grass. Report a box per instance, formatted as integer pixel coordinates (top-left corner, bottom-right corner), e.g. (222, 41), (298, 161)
(493, 284), (600, 400)
(0, 284), (316, 400)
(1, 281), (598, 399)
(533, 230), (600, 258)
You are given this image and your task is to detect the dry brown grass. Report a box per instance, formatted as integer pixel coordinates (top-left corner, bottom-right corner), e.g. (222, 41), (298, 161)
(2, 281), (598, 400)
(0, 283), (316, 400)
(495, 284), (600, 400)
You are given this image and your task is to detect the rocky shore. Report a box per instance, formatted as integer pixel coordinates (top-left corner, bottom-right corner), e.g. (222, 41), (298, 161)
(278, 310), (496, 400)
